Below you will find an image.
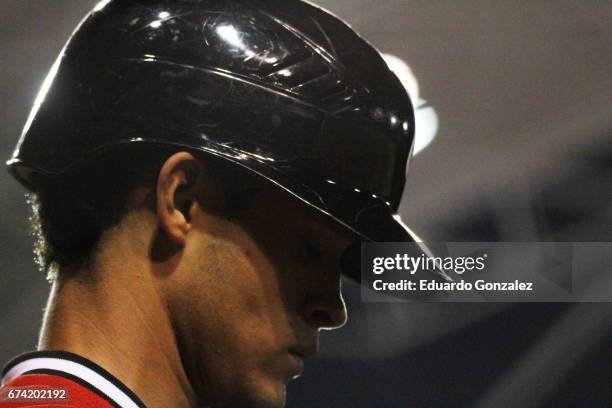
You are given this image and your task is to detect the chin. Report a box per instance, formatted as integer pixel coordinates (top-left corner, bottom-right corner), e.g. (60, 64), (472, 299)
(214, 377), (286, 408)
(246, 381), (287, 408)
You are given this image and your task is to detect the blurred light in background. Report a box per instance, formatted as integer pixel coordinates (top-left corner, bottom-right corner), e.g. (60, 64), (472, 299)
(92, 0), (111, 12)
(382, 53), (439, 155)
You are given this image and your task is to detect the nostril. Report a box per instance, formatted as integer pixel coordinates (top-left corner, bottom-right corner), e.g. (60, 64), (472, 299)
(305, 297), (348, 330)
(310, 309), (333, 327)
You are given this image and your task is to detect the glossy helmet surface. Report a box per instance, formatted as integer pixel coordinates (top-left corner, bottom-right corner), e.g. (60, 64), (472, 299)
(7, 0), (447, 284)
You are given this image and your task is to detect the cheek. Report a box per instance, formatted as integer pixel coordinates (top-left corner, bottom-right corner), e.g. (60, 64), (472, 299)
(178, 238), (294, 359)
(221, 242), (291, 327)
(172, 241), (296, 404)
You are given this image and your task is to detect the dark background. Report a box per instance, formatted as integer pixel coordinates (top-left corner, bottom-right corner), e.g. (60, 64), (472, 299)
(1, 1), (611, 407)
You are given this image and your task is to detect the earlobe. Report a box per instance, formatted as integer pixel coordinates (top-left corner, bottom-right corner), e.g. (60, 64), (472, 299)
(156, 152), (201, 246)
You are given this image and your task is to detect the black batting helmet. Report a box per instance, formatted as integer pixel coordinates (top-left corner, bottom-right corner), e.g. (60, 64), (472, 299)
(7, 0), (449, 284)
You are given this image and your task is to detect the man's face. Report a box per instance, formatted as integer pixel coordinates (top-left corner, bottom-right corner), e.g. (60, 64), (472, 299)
(164, 183), (352, 407)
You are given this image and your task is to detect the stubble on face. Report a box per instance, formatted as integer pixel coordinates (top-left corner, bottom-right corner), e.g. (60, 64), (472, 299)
(165, 185), (351, 407)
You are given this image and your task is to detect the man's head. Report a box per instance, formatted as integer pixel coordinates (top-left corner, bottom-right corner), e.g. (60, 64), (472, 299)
(154, 152), (350, 407)
(8, 0), (432, 405)
(31, 147), (351, 407)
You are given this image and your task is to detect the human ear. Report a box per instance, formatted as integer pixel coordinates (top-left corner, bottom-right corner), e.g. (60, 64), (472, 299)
(156, 151), (202, 246)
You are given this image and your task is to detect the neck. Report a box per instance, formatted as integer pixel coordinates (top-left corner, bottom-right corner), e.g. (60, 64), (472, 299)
(38, 257), (196, 408)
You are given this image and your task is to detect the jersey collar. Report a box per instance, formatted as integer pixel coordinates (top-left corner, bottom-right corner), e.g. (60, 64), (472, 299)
(2, 350), (145, 408)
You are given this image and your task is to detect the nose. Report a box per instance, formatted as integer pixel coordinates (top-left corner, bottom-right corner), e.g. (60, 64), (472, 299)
(304, 289), (348, 330)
